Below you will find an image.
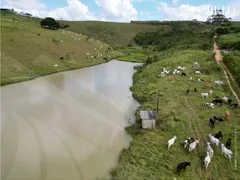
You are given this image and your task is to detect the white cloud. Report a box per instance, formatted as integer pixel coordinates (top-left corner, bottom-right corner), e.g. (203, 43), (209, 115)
(95, 0), (138, 22)
(172, 0), (180, 5)
(3, 0), (137, 22)
(47, 0), (97, 21)
(2, 0), (46, 10)
(158, 2), (213, 21)
(229, 0), (240, 21)
(158, 1), (240, 21)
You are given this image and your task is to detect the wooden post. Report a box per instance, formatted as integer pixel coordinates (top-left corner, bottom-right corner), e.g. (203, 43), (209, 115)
(156, 90), (160, 119)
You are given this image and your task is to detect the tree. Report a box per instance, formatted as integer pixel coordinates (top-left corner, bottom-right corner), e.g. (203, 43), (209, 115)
(206, 9), (231, 25)
(40, 17), (60, 30)
(24, 13), (32, 17)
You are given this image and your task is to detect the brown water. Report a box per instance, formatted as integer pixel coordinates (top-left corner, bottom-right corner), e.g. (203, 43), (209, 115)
(1, 60), (140, 180)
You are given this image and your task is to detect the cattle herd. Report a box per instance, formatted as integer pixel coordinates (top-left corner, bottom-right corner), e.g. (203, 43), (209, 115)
(160, 61), (239, 175)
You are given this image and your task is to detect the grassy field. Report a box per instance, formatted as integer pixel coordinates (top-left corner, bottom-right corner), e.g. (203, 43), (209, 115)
(0, 12), (121, 86)
(116, 48), (150, 62)
(60, 20), (166, 48)
(111, 50), (240, 180)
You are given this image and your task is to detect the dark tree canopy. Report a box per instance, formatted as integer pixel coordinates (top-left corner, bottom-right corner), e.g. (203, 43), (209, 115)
(40, 17), (60, 30)
(25, 13), (32, 17)
(206, 9), (231, 25)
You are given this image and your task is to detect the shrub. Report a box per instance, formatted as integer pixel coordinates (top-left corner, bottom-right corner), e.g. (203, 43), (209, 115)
(60, 24), (70, 29)
(216, 27), (229, 35)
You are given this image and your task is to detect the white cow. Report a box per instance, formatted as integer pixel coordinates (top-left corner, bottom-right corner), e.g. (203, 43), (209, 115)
(204, 103), (215, 108)
(195, 71), (201, 74)
(221, 144), (233, 162)
(209, 134), (219, 146)
(189, 140), (199, 153)
(201, 93), (209, 98)
(204, 152), (211, 170)
(215, 80), (224, 86)
(168, 136), (177, 150)
(209, 90), (213, 95)
(206, 142), (214, 158)
(222, 96), (228, 102)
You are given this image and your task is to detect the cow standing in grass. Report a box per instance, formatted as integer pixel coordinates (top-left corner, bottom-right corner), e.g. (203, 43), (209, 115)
(176, 162), (191, 173)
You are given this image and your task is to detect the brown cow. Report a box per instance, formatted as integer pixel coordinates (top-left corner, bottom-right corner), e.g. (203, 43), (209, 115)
(225, 111), (230, 120)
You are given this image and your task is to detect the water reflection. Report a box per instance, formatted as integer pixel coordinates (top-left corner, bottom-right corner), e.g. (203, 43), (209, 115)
(1, 60), (140, 180)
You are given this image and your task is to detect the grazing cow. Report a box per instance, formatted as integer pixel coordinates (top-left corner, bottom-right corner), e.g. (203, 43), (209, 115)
(194, 88), (197, 92)
(189, 77), (193, 81)
(181, 72), (187, 76)
(183, 137), (195, 148)
(204, 152), (211, 170)
(221, 144), (233, 162)
(192, 62), (199, 69)
(215, 80), (224, 86)
(226, 138), (232, 149)
(165, 70), (170, 75)
(195, 71), (201, 74)
(198, 78), (204, 82)
(209, 134), (219, 146)
(209, 118), (215, 128)
(228, 99), (232, 105)
(177, 66), (185, 71)
(189, 140), (199, 153)
(172, 69), (177, 75)
(205, 103), (215, 109)
(209, 90), (213, 95)
(230, 103), (240, 108)
(205, 84), (210, 89)
(225, 111), (230, 120)
(213, 116), (225, 123)
(206, 142), (214, 158)
(215, 131), (223, 140)
(186, 89), (190, 95)
(176, 162), (191, 173)
(212, 99), (223, 106)
(201, 93), (209, 98)
(176, 71), (181, 74)
(222, 96), (228, 102)
(168, 136), (177, 150)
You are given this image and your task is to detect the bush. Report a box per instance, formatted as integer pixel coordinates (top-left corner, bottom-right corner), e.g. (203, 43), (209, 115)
(40, 17), (60, 30)
(60, 24), (70, 29)
(216, 27), (229, 35)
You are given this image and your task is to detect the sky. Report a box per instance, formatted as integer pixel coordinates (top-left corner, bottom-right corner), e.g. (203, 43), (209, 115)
(1, 0), (240, 22)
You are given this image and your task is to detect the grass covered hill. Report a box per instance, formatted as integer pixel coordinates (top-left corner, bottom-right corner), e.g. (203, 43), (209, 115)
(112, 50), (240, 180)
(60, 20), (166, 48)
(0, 11), (120, 86)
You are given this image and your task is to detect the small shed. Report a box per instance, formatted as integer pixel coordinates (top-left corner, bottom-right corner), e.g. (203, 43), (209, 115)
(140, 110), (157, 129)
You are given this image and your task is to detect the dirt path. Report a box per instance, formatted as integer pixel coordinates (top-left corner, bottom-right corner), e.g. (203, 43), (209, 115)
(214, 41), (223, 64)
(213, 41), (240, 104)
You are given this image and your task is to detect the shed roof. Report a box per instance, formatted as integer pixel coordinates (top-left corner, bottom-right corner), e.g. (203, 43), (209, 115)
(140, 110), (157, 120)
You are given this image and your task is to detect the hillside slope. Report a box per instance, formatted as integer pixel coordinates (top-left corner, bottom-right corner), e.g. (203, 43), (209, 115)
(0, 13), (120, 86)
(112, 49), (240, 180)
(61, 21), (166, 47)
